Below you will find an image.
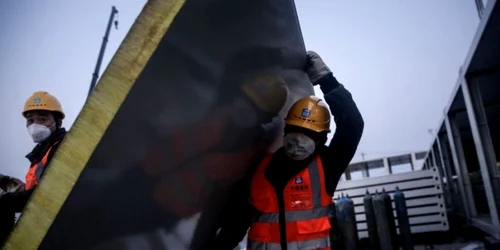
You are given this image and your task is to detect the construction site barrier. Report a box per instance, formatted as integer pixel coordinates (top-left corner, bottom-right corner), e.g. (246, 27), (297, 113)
(334, 168), (449, 239)
(333, 187), (415, 250)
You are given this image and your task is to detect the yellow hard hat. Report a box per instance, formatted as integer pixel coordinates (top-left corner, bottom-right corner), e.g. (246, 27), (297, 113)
(241, 75), (288, 114)
(23, 91), (65, 119)
(284, 96), (330, 133)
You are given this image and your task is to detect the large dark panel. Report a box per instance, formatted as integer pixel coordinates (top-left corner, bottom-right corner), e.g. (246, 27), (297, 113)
(39, 0), (313, 249)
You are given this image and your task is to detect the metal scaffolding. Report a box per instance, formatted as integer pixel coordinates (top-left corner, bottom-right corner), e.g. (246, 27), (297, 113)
(420, 0), (500, 240)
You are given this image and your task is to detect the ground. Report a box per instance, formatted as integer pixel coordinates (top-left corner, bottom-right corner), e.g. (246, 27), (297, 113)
(414, 241), (485, 250)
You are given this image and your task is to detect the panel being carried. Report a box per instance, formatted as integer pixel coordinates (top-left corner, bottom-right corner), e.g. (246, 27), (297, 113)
(3, 0), (312, 249)
(334, 168), (449, 239)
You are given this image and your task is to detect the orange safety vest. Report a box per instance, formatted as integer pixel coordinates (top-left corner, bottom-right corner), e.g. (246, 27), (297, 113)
(24, 142), (60, 191)
(248, 154), (332, 250)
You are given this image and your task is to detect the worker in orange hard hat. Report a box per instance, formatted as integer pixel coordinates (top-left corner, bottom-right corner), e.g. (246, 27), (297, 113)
(207, 51), (364, 250)
(0, 91), (67, 245)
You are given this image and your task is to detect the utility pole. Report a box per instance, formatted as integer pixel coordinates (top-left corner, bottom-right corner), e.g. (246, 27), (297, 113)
(88, 6), (119, 98)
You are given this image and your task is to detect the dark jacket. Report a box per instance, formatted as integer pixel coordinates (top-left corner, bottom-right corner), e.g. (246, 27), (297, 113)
(0, 128), (66, 246)
(206, 73), (364, 250)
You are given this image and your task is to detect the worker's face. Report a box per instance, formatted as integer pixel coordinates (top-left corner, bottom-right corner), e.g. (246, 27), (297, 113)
(25, 111), (57, 133)
(25, 111), (57, 143)
(283, 126), (321, 161)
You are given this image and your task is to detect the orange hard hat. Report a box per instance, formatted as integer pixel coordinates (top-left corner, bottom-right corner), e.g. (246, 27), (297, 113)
(284, 95), (330, 133)
(23, 91), (65, 119)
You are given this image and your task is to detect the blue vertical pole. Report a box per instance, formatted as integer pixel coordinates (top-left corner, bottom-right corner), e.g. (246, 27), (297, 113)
(394, 187), (413, 250)
(338, 195), (358, 250)
(364, 190), (380, 250)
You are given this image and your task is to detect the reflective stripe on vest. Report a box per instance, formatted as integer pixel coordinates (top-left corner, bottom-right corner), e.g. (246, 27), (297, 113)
(25, 142), (60, 191)
(248, 237), (331, 250)
(255, 206), (330, 223)
(248, 154), (333, 250)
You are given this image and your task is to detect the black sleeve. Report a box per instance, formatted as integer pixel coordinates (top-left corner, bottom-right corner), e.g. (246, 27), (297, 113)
(317, 73), (364, 195)
(210, 198), (257, 250)
(39, 141), (62, 177)
(208, 165), (260, 250)
(0, 189), (34, 213)
(1, 141), (64, 213)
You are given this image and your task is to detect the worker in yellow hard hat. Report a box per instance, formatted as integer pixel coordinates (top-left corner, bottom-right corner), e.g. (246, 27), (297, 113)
(207, 51), (364, 250)
(0, 91), (67, 245)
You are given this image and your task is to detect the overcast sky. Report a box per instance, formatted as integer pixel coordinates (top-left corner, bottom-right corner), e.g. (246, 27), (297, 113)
(0, 0), (482, 180)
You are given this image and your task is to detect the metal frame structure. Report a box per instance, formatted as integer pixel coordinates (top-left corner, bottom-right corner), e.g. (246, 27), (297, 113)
(334, 167), (449, 238)
(345, 151), (427, 180)
(419, 0), (500, 239)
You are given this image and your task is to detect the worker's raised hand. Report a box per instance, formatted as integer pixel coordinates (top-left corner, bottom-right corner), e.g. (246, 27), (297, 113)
(305, 51), (331, 85)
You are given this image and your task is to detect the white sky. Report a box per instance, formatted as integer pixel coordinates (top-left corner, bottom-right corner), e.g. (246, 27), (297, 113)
(0, 0), (483, 180)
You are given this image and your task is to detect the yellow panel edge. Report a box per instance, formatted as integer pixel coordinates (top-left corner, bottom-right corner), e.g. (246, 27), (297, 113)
(3, 0), (186, 249)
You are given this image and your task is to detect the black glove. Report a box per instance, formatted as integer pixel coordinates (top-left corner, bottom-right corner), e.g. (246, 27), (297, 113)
(0, 193), (13, 212)
(0, 189), (33, 214)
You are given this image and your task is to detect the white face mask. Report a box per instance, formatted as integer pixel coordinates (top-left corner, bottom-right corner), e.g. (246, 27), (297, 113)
(27, 123), (53, 143)
(283, 133), (316, 161)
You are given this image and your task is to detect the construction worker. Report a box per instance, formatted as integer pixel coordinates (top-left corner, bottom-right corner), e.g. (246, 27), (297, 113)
(206, 51), (364, 250)
(0, 91), (67, 245)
